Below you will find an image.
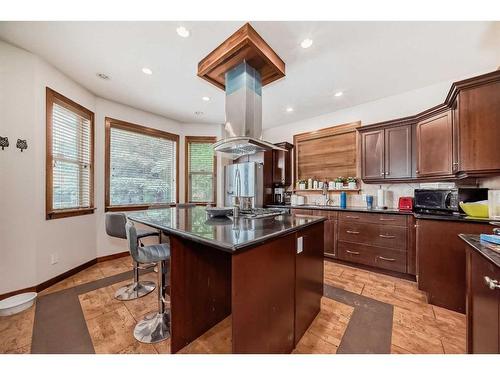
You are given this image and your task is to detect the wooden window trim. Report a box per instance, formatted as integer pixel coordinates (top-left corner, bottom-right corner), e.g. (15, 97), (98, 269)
(46, 87), (95, 220)
(105, 117), (180, 212)
(185, 136), (217, 204)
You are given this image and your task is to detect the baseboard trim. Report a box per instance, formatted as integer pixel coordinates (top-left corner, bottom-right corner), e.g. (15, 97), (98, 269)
(97, 251), (129, 263)
(0, 251), (130, 301)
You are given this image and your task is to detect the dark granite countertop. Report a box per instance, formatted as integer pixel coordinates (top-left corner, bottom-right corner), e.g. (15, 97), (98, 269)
(267, 204), (412, 215)
(459, 234), (500, 268)
(267, 204), (494, 223)
(127, 206), (325, 253)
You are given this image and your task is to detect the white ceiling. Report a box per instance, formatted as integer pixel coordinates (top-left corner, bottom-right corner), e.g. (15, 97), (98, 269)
(0, 21), (499, 128)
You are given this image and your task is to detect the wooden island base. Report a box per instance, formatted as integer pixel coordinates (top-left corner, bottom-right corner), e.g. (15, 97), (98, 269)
(168, 221), (324, 354)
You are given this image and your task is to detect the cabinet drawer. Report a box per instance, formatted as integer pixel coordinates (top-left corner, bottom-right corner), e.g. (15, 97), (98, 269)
(337, 241), (406, 273)
(291, 209), (313, 216)
(338, 221), (407, 250)
(338, 211), (407, 226)
(311, 209), (338, 220)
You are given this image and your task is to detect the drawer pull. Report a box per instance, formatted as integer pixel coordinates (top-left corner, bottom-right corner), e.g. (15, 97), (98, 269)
(346, 230), (360, 234)
(346, 250), (360, 255)
(484, 276), (500, 290)
(379, 234), (396, 239)
(377, 256), (396, 262)
(345, 216), (360, 219)
(379, 218), (395, 221)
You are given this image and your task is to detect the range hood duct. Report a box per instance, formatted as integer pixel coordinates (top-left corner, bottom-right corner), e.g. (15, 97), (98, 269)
(213, 61), (286, 159)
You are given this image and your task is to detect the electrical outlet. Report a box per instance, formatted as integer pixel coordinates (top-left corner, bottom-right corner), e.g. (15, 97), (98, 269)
(50, 253), (58, 265)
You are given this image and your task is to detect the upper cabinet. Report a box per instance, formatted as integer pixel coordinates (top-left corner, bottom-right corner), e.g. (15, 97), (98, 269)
(416, 110), (453, 178)
(359, 70), (500, 183)
(360, 123), (414, 181)
(272, 142), (294, 186)
(454, 80), (500, 175)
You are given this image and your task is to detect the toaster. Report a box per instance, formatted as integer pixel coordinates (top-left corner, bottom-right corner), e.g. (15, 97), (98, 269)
(398, 197), (414, 211)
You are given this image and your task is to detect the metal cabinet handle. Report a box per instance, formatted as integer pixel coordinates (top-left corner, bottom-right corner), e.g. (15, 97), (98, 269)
(346, 230), (360, 234)
(379, 234), (396, 239)
(345, 216), (360, 219)
(377, 256), (396, 262)
(346, 250), (360, 255)
(484, 276), (500, 290)
(379, 218), (395, 221)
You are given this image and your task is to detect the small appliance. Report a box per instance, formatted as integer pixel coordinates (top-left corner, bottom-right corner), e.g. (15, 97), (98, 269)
(414, 188), (488, 216)
(398, 197), (414, 211)
(273, 186), (285, 204)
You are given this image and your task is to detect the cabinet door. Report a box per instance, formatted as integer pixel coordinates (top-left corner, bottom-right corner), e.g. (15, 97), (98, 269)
(384, 125), (412, 179)
(361, 129), (384, 180)
(295, 222), (324, 345)
(324, 218), (337, 258)
(458, 82), (500, 173)
(416, 111), (453, 177)
(468, 250), (500, 353)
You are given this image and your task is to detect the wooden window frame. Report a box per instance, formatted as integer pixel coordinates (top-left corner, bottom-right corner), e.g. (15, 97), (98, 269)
(46, 87), (95, 220)
(185, 136), (217, 205)
(105, 117), (180, 212)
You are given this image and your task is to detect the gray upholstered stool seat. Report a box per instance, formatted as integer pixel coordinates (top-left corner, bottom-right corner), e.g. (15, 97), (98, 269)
(105, 212), (158, 301)
(126, 220), (171, 344)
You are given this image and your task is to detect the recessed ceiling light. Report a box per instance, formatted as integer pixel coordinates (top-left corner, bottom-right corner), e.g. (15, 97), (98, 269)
(334, 91), (343, 97)
(286, 107), (294, 112)
(142, 67), (153, 75)
(194, 111), (204, 116)
(96, 73), (110, 80)
(176, 26), (190, 38)
(202, 96), (210, 102)
(300, 38), (313, 49)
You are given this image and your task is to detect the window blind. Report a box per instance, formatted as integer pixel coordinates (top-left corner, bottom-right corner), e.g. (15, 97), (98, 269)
(187, 139), (215, 203)
(109, 127), (177, 206)
(51, 102), (92, 210)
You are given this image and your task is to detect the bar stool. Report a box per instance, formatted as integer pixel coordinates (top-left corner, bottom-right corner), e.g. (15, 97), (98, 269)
(126, 220), (171, 343)
(105, 212), (158, 301)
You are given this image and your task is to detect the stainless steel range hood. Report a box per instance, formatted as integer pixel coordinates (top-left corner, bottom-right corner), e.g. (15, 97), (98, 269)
(213, 62), (286, 159)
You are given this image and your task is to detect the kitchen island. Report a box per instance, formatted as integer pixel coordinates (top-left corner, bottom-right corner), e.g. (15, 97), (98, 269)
(128, 206), (325, 353)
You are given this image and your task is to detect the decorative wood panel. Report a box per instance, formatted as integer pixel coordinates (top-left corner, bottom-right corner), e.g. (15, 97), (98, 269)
(294, 121), (361, 182)
(198, 23), (285, 90)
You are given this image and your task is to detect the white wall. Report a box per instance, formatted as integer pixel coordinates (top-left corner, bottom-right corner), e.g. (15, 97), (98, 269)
(0, 40), (221, 293)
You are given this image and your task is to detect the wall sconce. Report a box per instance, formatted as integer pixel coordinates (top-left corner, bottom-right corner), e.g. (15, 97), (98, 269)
(0, 136), (8, 150)
(16, 139), (28, 152)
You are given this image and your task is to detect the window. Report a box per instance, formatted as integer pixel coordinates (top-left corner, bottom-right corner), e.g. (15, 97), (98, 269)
(185, 136), (217, 204)
(105, 117), (179, 211)
(46, 88), (95, 220)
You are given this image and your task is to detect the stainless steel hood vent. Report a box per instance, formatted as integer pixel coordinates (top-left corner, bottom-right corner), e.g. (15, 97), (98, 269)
(213, 62), (286, 159)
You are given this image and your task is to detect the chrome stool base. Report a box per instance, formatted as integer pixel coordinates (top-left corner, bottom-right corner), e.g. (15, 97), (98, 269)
(134, 311), (170, 343)
(114, 281), (156, 301)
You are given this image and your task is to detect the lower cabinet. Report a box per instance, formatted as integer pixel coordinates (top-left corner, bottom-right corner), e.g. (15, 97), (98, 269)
(295, 222), (324, 345)
(416, 219), (493, 313)
(291, 208), (414, 273)
(466, 247), (500, 353)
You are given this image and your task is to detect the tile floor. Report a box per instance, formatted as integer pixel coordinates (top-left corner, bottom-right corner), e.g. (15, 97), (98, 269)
(0, 256), (466, 354)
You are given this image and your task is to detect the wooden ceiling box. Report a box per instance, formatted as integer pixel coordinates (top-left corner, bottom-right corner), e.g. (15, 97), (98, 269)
(294, 121), (361, 181)
(198, 23), (286, 90)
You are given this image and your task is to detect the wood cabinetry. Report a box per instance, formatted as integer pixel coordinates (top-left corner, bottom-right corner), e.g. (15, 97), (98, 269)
(361, 129), (384, 180)
(416, 110), (453, 177)
(416, 219), (493, 313)
(359, 70), (500, 182)
(454, 80), (500, 175)
(291, 209), (338, 258)
(360, 123), (414, 181)
(466, 247), (500, 353)
(295, 223), (324, 345)
(272, 142), (293, 186)
(337, 213), (409, 273)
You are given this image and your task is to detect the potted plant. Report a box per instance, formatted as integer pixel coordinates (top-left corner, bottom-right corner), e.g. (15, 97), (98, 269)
(334, 176), (345, 190)
(347, 177), (357, 190)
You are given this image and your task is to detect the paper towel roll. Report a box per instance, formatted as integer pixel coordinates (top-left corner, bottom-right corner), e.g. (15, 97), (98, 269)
(377, 189), (385, 208)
